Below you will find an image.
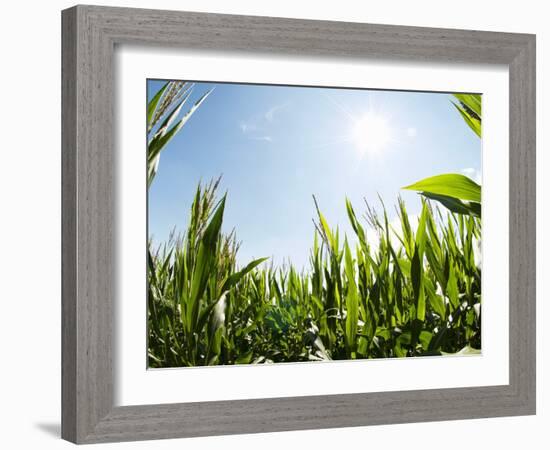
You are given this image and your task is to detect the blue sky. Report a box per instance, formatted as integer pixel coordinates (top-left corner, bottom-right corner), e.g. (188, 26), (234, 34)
(147, 80), (481, 270)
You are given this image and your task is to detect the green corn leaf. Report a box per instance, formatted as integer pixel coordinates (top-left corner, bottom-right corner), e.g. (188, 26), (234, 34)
(453, 93), (481, 118)
(319, 212), (334, 251)
(345, 198), (367, 248)
(235, 350), (254, 365)
(421, 192), (481, 218)
(153, 90), (192, 139)
(452, 102), (481, 137)
(209, 325), (224, 359)
(147, 88), (213, 187)
(344, 240), (359, 357)
(147, 82), (168, 129)
(468, 202), (482, 217)
(428, 326), (449, 352)
(411, 245), (425, 321)
(451, 93), (481, 139)
(425, 277), (446, 319)
(187, 196), (226, 332)
(446, 259), (459, 310)
(148, 118), (185, 164)
(425, 243), (443, 288)
(415, 201), (429, 256)
(357, 337), (368, 356)
(222, 257), (269, 292)
(396, 198), (414, 259)
(196, 291), (226, 339)
(419, 331), (433, 351)
(148, 88), (211, 161)
(403, 173), (481, 203)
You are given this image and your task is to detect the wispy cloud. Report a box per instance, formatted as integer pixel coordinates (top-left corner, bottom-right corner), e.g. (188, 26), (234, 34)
(239, 121), (257, 134)
(238, 102), (289, 143)
(250, 136), (273, 143)
(264, 103), (288, 122)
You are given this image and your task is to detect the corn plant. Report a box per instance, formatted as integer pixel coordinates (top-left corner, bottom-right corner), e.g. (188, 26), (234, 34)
(403, 94), (482, 217)
(147, 178), (267, 367)
(147, 81), (212, 187)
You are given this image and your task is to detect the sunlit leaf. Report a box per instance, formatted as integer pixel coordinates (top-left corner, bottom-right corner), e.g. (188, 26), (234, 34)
(403, 173), (481, 203)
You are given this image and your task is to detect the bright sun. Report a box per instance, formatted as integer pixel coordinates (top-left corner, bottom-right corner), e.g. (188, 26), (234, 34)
(353, 113), (392, 155)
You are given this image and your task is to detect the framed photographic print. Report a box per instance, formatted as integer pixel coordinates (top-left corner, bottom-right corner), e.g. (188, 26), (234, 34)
(61, 5), (536, 444)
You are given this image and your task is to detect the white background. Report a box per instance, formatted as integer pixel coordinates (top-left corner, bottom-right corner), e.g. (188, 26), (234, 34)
(0, 1), (546, 449)
(116, 48), (509, 405)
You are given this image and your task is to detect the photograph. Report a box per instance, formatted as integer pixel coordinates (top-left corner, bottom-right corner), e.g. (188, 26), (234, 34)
(146, 79), (482, 368)
(1, 1), (541, 446)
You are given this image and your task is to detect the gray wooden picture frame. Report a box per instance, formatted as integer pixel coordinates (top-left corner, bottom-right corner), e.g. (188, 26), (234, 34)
(61, 5), (536, 444)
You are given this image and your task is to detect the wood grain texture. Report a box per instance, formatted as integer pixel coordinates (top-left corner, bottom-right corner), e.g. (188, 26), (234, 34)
(508, 37), (537, 408)
(61, 7), (77, 443)
(62, 5), (114, 442)
(61, 5), (536, 444)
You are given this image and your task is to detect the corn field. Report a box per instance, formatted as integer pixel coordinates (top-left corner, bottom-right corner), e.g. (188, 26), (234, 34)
(146, 82), (482, 368)
(147, 180), (481, 367)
